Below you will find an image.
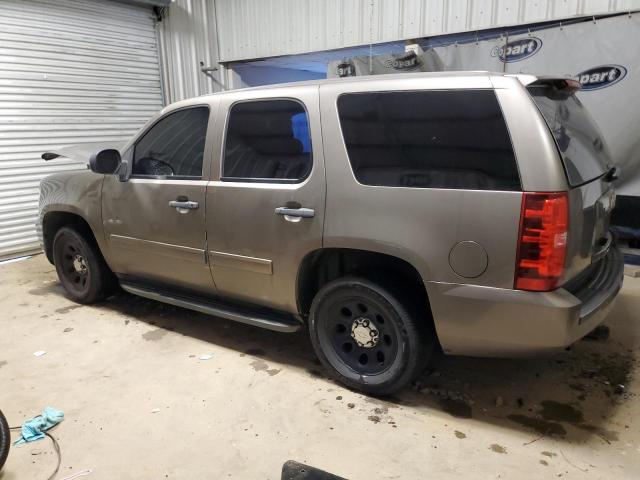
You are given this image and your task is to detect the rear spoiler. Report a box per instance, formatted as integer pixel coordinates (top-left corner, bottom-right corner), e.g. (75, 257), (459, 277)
(524, 77), (582, 100)
(510, 74), (582, 92)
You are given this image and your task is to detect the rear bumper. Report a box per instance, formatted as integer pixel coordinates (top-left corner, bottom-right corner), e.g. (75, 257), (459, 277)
(428, 247), (624, 357)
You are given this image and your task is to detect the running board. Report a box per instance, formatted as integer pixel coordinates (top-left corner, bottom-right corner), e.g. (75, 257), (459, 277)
(120, 282), (303, 333)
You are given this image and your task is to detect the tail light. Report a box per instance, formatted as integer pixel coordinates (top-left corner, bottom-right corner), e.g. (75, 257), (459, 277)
(515, 192), (568, 291)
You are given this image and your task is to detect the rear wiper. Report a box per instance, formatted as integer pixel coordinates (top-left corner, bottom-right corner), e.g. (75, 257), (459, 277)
(604, 165), (620, 182)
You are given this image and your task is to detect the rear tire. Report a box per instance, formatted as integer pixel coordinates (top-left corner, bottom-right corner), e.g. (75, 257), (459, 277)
(52, 226), (115, 304)
(309, 276), (433, 396)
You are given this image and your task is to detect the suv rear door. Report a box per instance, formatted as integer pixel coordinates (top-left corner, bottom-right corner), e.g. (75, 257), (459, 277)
(205, 86), (325, 312)
(526, 79), (616, 282)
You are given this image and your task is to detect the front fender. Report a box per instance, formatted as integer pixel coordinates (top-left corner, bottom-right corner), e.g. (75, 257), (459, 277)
(39, 171), (110, 264)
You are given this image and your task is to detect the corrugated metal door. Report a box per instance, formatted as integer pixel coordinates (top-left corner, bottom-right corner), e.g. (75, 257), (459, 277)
(0, 0), (164, 259)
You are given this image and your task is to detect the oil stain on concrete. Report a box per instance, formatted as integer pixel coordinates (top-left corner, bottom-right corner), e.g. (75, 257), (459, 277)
(142, 328), (168, 342)
(539, 400), (583, 423)
(0, 360), (7, 369)
(55, 304), (82, 314)
(507, 414), (567, 436)
(578, 423), (619, 443)
(489, 444), (507, 454)
(454, 430), (466, 439)
(508, 400), (620, 442)
(250, 359), (280, 376)
(28, 283), (64, 296)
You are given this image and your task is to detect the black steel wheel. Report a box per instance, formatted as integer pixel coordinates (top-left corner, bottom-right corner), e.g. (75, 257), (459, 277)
(52, 226), (115, 304)
(309, 276), (432, 395)
(322, 296), (399, 376)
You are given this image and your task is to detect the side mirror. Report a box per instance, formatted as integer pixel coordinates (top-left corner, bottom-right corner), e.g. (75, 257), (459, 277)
(89, 149), (121, 174)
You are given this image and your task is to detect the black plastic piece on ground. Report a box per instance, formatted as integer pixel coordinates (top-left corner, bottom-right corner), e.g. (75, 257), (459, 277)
(281, 461), (347, 480)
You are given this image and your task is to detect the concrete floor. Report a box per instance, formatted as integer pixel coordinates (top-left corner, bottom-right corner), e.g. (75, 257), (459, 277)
(0, 255), (638, 480)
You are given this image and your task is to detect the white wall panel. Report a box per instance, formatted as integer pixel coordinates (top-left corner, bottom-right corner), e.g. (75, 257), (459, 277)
(469, 0), (494, 29)
(156, 0), (222, 103)
(0, 0), (163, 259)
(521, 1), (551, 22)
(216, 0), (640, 61)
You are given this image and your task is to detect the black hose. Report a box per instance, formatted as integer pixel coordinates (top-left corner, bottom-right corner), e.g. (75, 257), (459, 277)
(0, 409), (9, 471)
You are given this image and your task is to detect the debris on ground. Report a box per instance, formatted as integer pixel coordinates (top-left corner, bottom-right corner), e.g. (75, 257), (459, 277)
(58, 468), (93, 480)
(614, 384), (626, 395)
(198, 354), (213, 361)
(32, 350), (46, 357)
(418, 386), (471, 404)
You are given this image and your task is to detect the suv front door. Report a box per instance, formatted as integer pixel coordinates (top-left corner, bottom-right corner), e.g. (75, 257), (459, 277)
(205, 87), (325, 312)
(102, 104), (216, 294)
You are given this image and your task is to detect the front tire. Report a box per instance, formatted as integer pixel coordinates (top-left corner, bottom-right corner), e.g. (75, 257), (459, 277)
(309, 276), (432, 396)
(52, 226), (115, 304)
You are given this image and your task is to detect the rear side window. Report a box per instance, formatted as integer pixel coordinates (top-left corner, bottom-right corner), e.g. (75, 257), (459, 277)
(337, 90), (520, 191)
(223, 100), (312, 182)
(527, 85), (609, 187)
(133, 106), (209, 178)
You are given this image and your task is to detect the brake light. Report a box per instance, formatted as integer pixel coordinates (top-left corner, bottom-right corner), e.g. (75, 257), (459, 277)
(515, 192), (568, 291)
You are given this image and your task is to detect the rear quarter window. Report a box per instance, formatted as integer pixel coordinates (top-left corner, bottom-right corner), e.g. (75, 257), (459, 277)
(527, 85), (609, 187)
(336, 90), (520, 191)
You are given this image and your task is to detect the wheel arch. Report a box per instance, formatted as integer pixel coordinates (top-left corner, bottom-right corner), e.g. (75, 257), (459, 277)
(296, 247), (433, 323)
(42, 210), (100, 264)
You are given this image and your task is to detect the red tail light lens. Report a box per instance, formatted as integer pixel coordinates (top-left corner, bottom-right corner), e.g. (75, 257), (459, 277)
(515, 192), (568, 291)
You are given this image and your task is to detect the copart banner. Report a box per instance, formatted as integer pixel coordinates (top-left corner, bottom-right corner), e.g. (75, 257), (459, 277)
(328, 14), (640, 195)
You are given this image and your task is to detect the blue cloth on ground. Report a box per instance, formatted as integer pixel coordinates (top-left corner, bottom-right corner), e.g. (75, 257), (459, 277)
(14, 406), (64, 445)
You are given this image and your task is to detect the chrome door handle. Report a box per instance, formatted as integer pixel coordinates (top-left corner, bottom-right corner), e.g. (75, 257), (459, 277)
(275, 207), (315, 218)
(169, 200), (199, 210)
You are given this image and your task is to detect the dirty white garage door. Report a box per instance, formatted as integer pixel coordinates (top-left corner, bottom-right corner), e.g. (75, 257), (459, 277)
(0, 0), (164, 259)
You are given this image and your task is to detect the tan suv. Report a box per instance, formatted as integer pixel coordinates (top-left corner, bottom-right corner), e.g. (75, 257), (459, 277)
(38, 72), (623, 395)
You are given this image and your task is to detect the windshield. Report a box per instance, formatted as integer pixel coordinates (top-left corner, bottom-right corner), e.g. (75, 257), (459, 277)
(528, 84), (609, 186)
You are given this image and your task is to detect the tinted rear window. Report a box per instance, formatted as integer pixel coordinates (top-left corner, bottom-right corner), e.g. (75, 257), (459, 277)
(337, 90), (520, 191)
(223, 100), (312, 182)
(527, 86), (609, 186)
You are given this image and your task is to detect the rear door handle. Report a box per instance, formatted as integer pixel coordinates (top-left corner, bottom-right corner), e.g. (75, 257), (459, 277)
(169, 200), (199, 210)
(275, 207), (315, 218)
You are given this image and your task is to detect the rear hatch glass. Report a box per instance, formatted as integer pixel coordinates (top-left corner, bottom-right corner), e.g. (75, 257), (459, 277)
(527, 82), (610, 186)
